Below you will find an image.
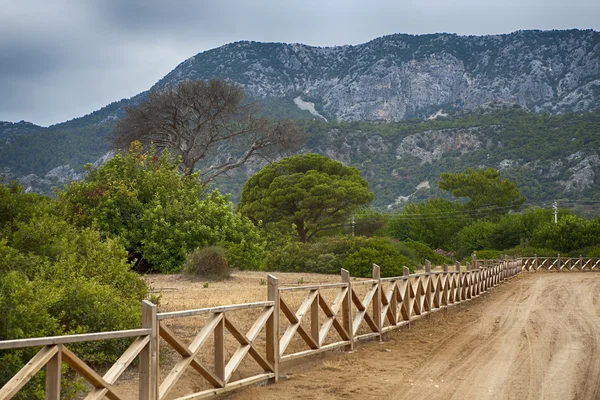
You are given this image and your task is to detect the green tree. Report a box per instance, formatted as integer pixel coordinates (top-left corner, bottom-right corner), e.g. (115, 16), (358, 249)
(238, 154), (373, 242)
(59, 143), (264, 272)
(438, 168), (525, 216)
(387, 198), (468, 249)
(531, 215), (600, 253)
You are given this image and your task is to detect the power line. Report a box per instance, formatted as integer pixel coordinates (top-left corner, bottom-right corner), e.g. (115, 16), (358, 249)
(388, 199), (600, 222)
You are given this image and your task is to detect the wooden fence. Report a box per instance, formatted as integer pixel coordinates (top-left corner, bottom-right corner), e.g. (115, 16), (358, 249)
(521, 255), (600, 271)
(0, 256), (575, 400)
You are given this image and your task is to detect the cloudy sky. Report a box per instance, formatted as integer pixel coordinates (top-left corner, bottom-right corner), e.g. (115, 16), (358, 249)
(1, 0), (598, 127)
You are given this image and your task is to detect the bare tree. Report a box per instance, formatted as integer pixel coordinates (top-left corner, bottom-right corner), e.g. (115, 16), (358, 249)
(111, 80), (304, 182)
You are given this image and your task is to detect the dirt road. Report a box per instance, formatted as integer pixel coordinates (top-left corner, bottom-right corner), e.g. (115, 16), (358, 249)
(226, 273), (600, 400)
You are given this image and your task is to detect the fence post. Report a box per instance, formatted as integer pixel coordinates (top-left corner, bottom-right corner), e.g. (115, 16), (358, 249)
(442, 264), (448, 307)
(140, 300), (157, 400)
(558, 253), (561, 271)
(341, 269), (354, 351)
(403, 267), (411, 325)
(455, 261), (462, 301)
(214, 314), (225, 385)
(372, 264), (382, 341)
(579, 255), (583, 271)
(424, 260), (432, 312)
(267, 275), (280, 383)
(45, 344), (62, 400)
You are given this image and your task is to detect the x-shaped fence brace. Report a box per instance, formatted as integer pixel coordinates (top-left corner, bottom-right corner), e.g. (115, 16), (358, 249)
(279, 283), (351, 362)
(156, 301), (275, 400)
(522, 256), (600, 271)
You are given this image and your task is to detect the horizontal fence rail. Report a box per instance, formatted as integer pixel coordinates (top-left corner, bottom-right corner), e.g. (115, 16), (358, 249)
(1, 256), (597, 399)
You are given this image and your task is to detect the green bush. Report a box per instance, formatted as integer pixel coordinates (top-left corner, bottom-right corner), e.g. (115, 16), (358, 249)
(584, 246), (600, 258)
(530, 215), (600, 253)
(473, 250), (502, 260)
(0, 185), (148, 399)
(342, 247), (409, 277)
(184, 246), (230, 280)
(501, 246), (558, 257)
(58, 146), (265, 273)
(401, 240), (453, 265)
(265, 236), (416, 277)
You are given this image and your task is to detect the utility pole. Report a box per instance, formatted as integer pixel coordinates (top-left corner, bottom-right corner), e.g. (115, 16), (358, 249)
(553, 200), (558, 224)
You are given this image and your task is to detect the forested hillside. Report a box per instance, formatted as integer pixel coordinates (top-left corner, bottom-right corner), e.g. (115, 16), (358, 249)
(2, 105), (600, 209)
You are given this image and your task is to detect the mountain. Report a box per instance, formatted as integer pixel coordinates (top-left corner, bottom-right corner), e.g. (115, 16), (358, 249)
(1, 29), (600, 210)
(157, 29), (600, 120)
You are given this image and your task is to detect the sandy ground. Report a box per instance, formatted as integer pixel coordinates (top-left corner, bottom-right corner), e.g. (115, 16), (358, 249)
(115, 271), (600, 400)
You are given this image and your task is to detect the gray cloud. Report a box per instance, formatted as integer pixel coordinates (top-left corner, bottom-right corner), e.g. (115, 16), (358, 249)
(0, 0), (598, 126)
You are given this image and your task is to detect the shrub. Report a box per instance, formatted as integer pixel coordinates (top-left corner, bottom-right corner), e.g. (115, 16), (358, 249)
(342, 247), (409, 277)
(402, 240), (453, 265)
(58, 146), (265, 273)
(530, 215), (600, 253)
(473, 250), (502, 260)
(501, 246), (558, 257)
(265, 235), (416, 277)
(184, 246), (230, 280)
(0, 187), (148, 399)
(584, 246), (600, 258)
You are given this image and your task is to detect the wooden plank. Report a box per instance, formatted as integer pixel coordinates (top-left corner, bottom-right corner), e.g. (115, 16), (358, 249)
(386, 283), (398, 326)
(45, 344), (62, 400)
(311, 292), (319, 347)
(214, 318), (225, 384)
(159, 316), (224, 399)
(351, 279), (378, 286)
(279, 291), (319, 355)
(61, 346), (123, 400)
(317, 290), (348, 346)
(172, 373), (274, 400)
(266, 275), (279, 383)
(372, 265), (382, 339)
(86, 336), (150, 400)
(157, 301), (273, 320)
(0, 345), (58, 399)
(0, 329), (151, 350)
(279, 298), (299, 324)
(351, 284), (378, 335)
(224, 317), (273, 382)
(279, 283), (347, 292)
(279, 341), (349, 363)
(139, 299), (157, 400)
(341, 269), (354, 351)
(226, 320), (274, 374)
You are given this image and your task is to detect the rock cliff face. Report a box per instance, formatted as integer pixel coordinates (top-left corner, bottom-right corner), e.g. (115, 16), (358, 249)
(156, 30), (600, 121)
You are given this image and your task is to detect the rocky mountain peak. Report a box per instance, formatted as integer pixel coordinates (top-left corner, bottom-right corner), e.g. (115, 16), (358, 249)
(155, 29), (600, 122)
